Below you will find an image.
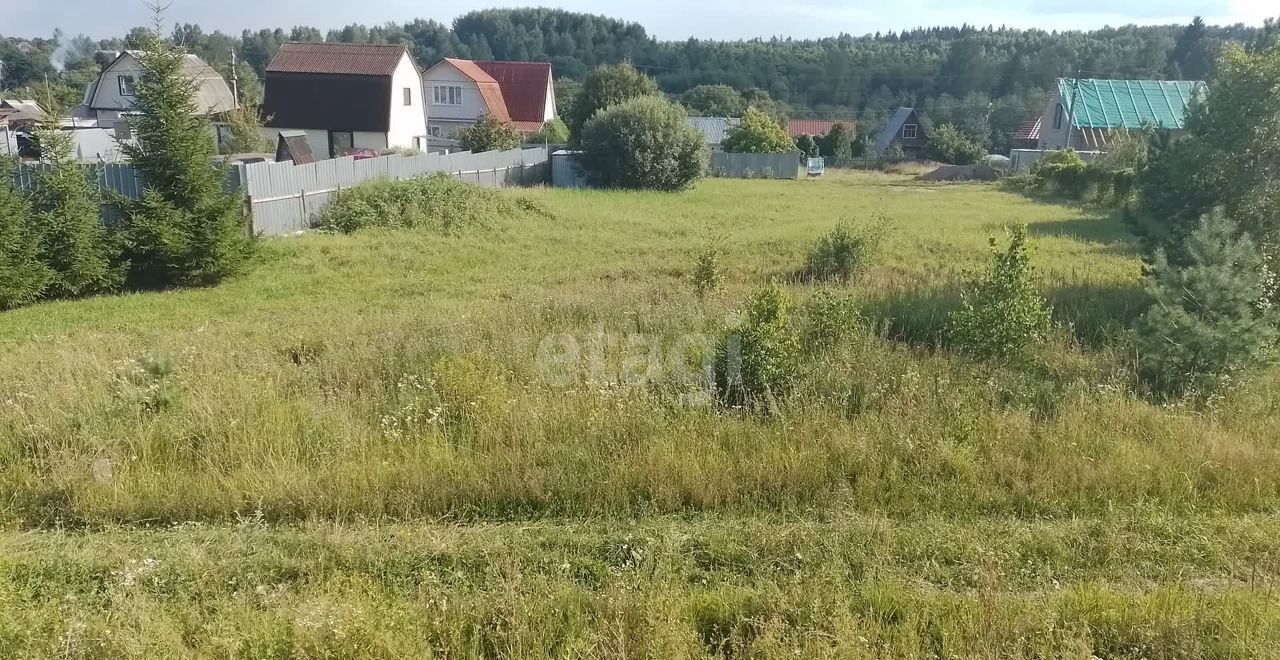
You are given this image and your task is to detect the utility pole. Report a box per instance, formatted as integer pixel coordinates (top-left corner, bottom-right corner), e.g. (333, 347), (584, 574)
(1064, 69), (1081, 149)
(229, 47), (240, 107)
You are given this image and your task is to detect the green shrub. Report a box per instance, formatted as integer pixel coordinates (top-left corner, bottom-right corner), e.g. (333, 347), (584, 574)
(804, 219), (885, 284)
(817, 123), (854, 166)
(691, 239), (726, 297)
(927, 124), (985, 165)
(1135, 212), (1278, 399)
(802, 288), (863, 350)
(456, 115), (522, 153)
(578, 95), (708, 191)
(315, 174), (541, 234)
(27, 129), (123, 298)
(722, 108), (795, 154)
(794, 135), (819, 159)
(1029, 149), (1091, 198)
(948, 224), (1051, 360)
(714, 283), (802, 407)
(0, 160), (53, 309)
(530, 118), (570, 144)
(119, 30), (253, 289)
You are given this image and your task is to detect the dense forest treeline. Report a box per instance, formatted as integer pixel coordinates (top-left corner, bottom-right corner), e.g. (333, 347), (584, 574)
(3, 9), (1278, 148)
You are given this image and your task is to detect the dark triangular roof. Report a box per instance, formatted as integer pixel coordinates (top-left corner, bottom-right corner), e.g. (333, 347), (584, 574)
(876, 107), (916, 154)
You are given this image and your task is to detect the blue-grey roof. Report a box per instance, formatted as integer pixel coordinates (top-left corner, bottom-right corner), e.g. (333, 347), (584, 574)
(876, 107), (915, 154)
(687, 116), (740, 146)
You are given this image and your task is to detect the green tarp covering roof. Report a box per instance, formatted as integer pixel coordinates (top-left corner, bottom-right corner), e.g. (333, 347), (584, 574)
(1058, 78), (1203, 130)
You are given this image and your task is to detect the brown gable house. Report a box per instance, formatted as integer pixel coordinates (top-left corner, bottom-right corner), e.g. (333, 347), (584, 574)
(262, 42), (429, 159)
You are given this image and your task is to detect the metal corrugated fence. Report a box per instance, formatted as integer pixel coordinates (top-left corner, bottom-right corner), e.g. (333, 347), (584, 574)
(11, 147), (550, 236)
(710, 152), (803, 180)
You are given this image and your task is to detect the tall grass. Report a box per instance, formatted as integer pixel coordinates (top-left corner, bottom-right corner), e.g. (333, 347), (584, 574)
(0, 171), (1275, 656)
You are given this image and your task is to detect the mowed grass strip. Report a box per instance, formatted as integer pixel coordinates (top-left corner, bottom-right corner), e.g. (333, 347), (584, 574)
(2, 514), (1279, 658)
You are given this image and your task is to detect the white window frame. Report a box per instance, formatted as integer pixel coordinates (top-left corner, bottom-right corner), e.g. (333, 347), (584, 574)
(118, 75), (137, 96)
(428, 125), (442, 137)
(432, 85), (463, 106)
(403, 87), (413, 106)
(901, 123), (918, 140)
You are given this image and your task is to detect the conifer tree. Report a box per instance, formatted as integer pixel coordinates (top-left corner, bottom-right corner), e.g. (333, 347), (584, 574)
(119, 9), (253, 289)
(0, 158), (53, 309)
(1135, 212), (1278, 398)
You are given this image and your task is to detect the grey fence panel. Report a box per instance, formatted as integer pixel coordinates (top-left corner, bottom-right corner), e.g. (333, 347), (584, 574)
(13, 148), (550, 236)
(710, 152), (802, 180)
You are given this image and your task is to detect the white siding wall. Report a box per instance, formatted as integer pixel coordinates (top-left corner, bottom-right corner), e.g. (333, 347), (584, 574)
(543, 78), (557, 121)
(387, 53), (428, 149)
(423, 63), (486, 130)
(354, 132), (388, 150)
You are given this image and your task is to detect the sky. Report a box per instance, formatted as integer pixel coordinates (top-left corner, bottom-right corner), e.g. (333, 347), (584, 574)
(6, 0), (1276, 41)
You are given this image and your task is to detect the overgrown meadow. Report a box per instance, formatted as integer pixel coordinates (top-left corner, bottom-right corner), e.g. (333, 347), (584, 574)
(2, 171), (1279, 658)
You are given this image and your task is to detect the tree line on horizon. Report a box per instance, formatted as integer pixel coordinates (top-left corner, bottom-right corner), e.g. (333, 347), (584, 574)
(3, 9), (1278, 150)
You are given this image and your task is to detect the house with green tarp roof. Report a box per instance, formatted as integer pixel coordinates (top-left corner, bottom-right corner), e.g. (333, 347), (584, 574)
(1037, 78), (1205, 151)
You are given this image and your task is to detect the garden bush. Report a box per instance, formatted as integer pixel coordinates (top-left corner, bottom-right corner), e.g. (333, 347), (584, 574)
(578, 95), (707, 191)
(566, 63), (661, 140)
(1135, 211), (1278, 399)
(1028, 149), (1091, 199)
(802, 288), (863, 350)
(691, 239), (726, 297)
(948, 224), (1051, 360)
(804, 219), (885, 284)
(927, 124), (985, 165)
(456, 115), (522, 153)
(714, 283), (802, 407)
(316, 174), (544, 234)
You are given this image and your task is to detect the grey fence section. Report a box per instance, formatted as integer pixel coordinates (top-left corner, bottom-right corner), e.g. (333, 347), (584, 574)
(240, 146), (550, 235)
(1009, 148), (1103, 173)
(12, 162), (147, 199)
(551, 150), (589, 189)
(709, 152), (802, 180)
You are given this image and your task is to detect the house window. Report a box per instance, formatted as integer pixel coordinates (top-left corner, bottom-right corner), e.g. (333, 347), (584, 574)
(329, 130), (354, 158)
(428, 125), (442, 137)
(1053, 103), (1065, 130)
(432, 85), (463, 106)
(901, 123), (918, 140)
(403, 87), (413, 106)
(118, 75), (136, 96)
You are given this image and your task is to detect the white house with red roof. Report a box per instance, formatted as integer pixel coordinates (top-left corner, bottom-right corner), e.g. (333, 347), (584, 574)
(422, 58), (556, 138)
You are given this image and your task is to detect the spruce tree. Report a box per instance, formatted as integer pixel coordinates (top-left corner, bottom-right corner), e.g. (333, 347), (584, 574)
(0, 158), (53, 309)
(27, 129), (124, 298)
(119, 20), (253, 289)
(1135, 212), (1278, 399)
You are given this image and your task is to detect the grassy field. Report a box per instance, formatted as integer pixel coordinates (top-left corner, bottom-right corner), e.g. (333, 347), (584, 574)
(2, 171), (1279, 658)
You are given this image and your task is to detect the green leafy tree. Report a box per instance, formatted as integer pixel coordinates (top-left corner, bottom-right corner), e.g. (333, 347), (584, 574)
(722, 108), (795, 154)
(1135, 212), (1277, 399)
(456, 115), (522, 152)
(566, 63), (660, 141)
(948, 225), (1051, 361)
(1137, 43), (1280, 267)
(578, 95), (707, 191)
(220, 103), (272, 154)
(0, 158), (53, 309)
(26, 130), (123, 298)
(817, 123), (854, 166)
(118, 24), (254, 289)
(530, 117), (570, 144)
(795, 135), (820, 158)
(681, 84), (746, 117)
(927, 124), (985, 165)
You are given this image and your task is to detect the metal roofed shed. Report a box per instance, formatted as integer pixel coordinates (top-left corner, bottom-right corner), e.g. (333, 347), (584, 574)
(275, 130), (316, 165)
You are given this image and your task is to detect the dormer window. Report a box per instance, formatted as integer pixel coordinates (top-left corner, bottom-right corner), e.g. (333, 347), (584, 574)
(901, 123), (917, 139)
(118, 75), (137, 96)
